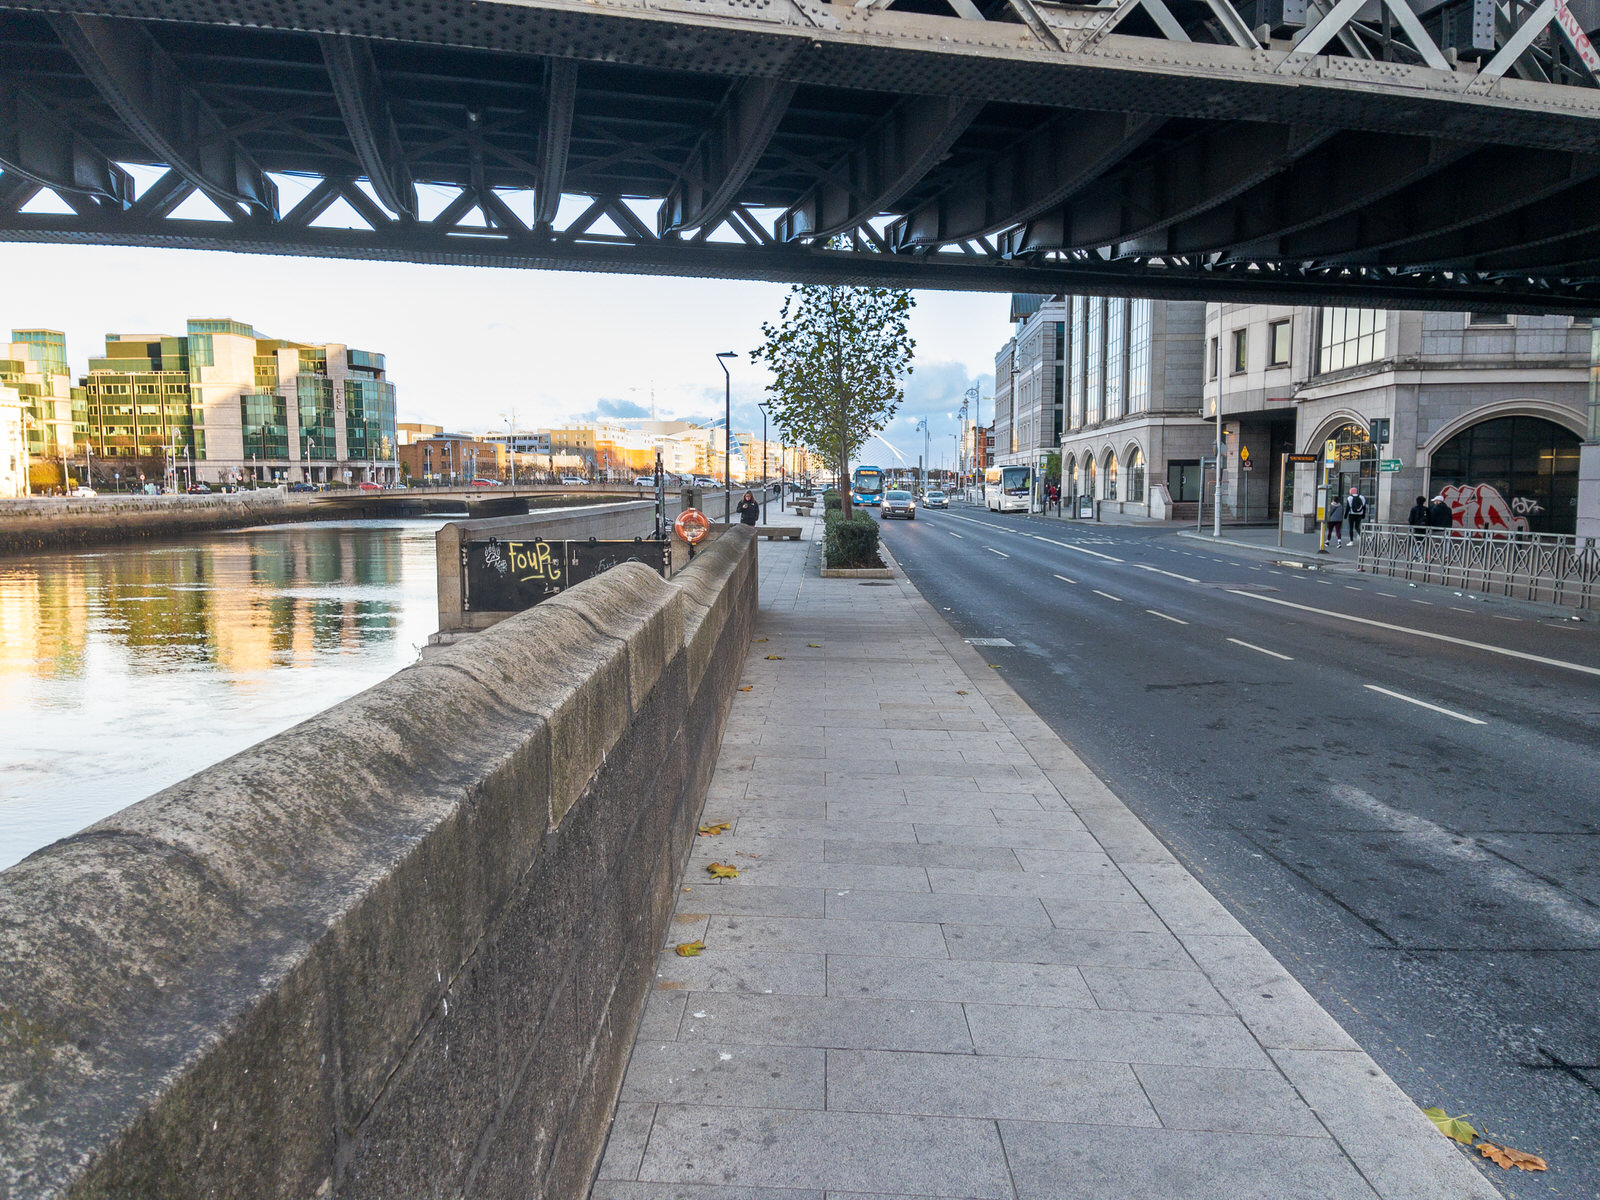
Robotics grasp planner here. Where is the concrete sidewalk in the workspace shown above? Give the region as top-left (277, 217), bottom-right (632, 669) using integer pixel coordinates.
top-left (590, 515), bottom-right (1497, 1200)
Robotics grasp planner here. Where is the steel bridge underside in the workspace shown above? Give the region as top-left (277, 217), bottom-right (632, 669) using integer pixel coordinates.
top-left (4, 0), bottom-right (1600, 310)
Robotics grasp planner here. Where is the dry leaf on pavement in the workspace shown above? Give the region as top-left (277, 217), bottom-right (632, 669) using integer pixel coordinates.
top-left (808, 643), bottom-right (821, 648)
top-left (674, 940), bottom-right (706, 957)
top-left (1421, 1107), bottom-right (1477, 1145)
top-left (1477, 1143), bottom-right (1546, 1171)
top-left (698, 822), bottom-right (731, 836)
top-left (738, 685), bottom-right (753, 691)
top-left (765, 654), bottom-right (784, 660)
top-left (706, 862), bottom-right (739, 879)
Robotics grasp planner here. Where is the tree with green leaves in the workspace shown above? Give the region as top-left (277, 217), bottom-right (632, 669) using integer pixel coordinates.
top-left (749, 280), bottom-right (915, 518)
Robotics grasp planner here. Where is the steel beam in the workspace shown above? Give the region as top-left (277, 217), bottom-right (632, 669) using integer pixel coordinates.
top-left (1006, 122), bottom-right (1332, 255)
top-left (0, 80), bottom-right (132, 205)
top-left (891, 111), bottom-right (1161, 249)
top-left (534, 57), bottom-right (576, 229)
top-left (776, 95), bottom-right (985, 241)
top-left (660, 75), bottom-right (796, 235)
top-left (45, 13), bottom-right (274, 212)
top-left (317, 34), bottom-right (416, 220)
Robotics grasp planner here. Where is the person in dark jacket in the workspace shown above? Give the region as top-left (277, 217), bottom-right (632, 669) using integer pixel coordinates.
top-left (1407, 494), bottom-right (1429, 560)
top-left (1324, 496), bottom-right (1347, 548)
top-left (1344, 486), bottom-right (1368, 542)
top-left (736, 491), bottom-right (760, 526)
top-left (1428, 495), bottom-right (1453, 528)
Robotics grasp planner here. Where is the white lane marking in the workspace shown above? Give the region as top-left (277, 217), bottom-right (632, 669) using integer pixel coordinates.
top-left (1330, 784), bottom-right (1600, 942)
top-left (1318, 580), bottom-right (1333, 585)
top-left (949, 531), bottom-right (963, 538)
top-left (1148, 609), bottom-right (1189, 625)
top-left (1092, 589), bottom-right (1123, 603)
top-left (1033, 535), bottom-right (1125, 563)
top-left (1375, 592), bottom-right (1397, 598)
top-left (1228, 590), bottom-right (1600, 678)
top-left (985, 547), bottom-right (1009, 558)
top-left (1494, 615), bottom-right (1522, 622)
top-left (1450, 606), bottom-right (1473, 613)
top-left (1137, 564), bottom-right (1201, 584)
top-left (1227, 637), bottom-right (1293, 661)
top-left (1364, 684), bottom-right (1486, 726)
top-left (1345, 586), bottom-right (1364, 592)
top-left (1410, 599), bottom-right (1432, 605)
top-left (1053, 574), bottom-right (1076, 585)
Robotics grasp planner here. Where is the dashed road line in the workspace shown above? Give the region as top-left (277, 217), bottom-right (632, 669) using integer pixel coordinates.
top-left (1136, 564), bottom-right (1201, 584)
top-left (1148, 610), bottom-right (1188, 624)
top-left (1092, 589), bottom-right (1123, 603)
top-left (949, 531), bottom-right (963, 538)
top-left (1376, 592), bottom-right (1397, 598)
top-left (1227, 637), bottom-right (1293, 661)
top-left (1410, 599), bottom-right (1433, 605)
top-left (1229, 590), bottom-right (1600, 678)
top-left (1053, 574), bottom-right (1076, 585)
top-left (985, 547), bottom-right (1009, 558)
top-left (1364, 684), bottom-right (1486, 726)
top-left (1494, 615), bottom-right (1523, 622)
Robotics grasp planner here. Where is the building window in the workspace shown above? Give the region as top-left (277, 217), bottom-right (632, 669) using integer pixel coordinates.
top-left (1231, 329), bottom-right (1248, 374)
top-left (1430, 415), bottom-right (1580, 535)
top-left (1127, 447), bottom-right (1145, 503)
top-left (1127, 300), bottom-right (1151, 414)
top-left (1086, 301), bottom-right (1104, 425)
top-left (1318, 308), bottom-right (1387, 373)
top-left (1468, 312), bottom-right (1511, 326)
top-left (1069, 298), bottom-right (1085, 430)
top-left (1269, 319), bottom-right (1291, 366)
top-left (1105, 451), bottom-right (1118, 500)
top-left (1209, 336), bottom-right (1219, 381)
top-left (1105, 298), bottom-right (1125, 422)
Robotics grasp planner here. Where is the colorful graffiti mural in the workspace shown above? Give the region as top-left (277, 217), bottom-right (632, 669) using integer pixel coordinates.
top-left (1439, 483), bottom-right (1539, 534)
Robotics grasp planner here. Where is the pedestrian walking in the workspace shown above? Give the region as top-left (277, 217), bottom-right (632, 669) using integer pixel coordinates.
top-left (1407, 494), bottom-right (1429, 560)
top-left (736, 490), bottom-right (760, 526)
top-left (1428, 493), bottom-right (1454, 563)
top-left (1325, 496), bottom-right (1347, 548)
top-left (1345, 486), bottom-right (1368, 543)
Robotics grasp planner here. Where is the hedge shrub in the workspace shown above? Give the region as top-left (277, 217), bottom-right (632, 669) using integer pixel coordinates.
top-left (823, 490), bottom-right (842, 513)
top-left (824, 508), bottom-right (881, 569)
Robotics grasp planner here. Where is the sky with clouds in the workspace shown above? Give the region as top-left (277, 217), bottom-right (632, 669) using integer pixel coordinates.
top-left (4, 242), bottom-right (1006, 472)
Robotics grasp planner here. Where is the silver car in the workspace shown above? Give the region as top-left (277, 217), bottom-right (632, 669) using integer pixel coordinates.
top-left (882, 489), bottom-right (916, 520)
top-left (924, 489), bottom-right (948, 509)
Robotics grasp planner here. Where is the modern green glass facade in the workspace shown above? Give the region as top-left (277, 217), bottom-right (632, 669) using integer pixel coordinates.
top-left (345, 376), bottom-right (397, 463)
top-left (296, 376), bottom-right (337, 459)
top-left (240, 392), bottom-right (290, 462)
top-left (80, 335), bottom-right (196, 460)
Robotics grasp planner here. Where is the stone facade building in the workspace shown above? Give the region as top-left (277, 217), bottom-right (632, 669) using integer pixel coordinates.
top-left (1206, 306), bottom-right (1591, 535)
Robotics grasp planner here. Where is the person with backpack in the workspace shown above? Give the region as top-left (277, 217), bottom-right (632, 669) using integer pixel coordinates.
top-left (1345, 486), bottom-right (1368, 543)
top-left (1324, 495), bottom-right (1347, 548)
top-left (1428, 493), bottom-right (1454, 562)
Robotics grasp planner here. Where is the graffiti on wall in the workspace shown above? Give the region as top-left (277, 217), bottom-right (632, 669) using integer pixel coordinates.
top-left (1440, 483), bottom-right (1540, 534)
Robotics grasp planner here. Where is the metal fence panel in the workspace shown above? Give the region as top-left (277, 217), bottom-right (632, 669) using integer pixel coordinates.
top-left (1356, 523), bottom-right (1600, 609)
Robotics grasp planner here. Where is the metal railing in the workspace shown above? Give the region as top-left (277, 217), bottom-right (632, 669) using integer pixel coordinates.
top-left (1356, 523), bottom-right (1600, 611)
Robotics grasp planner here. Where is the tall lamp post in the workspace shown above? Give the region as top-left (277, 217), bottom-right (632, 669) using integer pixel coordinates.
top-left (914, 417), bottom-right (930, 497)
top-left (716, 351), bottom-right (737, 522)
top-left (757, 402), bottom-right (769, 523)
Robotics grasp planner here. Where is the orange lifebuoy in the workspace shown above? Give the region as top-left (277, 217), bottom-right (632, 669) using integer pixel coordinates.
top-left (673, 508), bottom-right (710, 544)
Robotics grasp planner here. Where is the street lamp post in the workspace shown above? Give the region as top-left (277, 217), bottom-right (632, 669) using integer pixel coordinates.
top-left (758, 402), bottom-right (769, 523)
top-left (716, 351), bottom-right (736, 523)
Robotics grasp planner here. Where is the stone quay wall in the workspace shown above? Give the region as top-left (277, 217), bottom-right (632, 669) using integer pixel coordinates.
top-left (0, 490), bottom-right (311, 556)
top-left (0, 527), bottom-right (759, 1199)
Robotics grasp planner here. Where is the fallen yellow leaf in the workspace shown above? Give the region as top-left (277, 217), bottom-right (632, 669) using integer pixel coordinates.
top-left (754, 637), bottom-right (767, 643)
top-left (674, 940), bottom-right (706, 957)
top-left (698, 821), bottom-right (732, 836)
top-left (765, 654), bottom-right (784, 660)
top-left (1477, 1142), bottom-right (1546, 1171)
top-left (989, 664), bottom-right (1001, 669)
top-left (738, 685), bottom-right (753, 692)
top-left (706, 862), bottom-right (739, 879)
top-left (1421, 1107), bottom-right (1477, 1145)
top-left (808, 643), bottom-right (821, 648)
top-left (956, 690), bottom-right (968, 695)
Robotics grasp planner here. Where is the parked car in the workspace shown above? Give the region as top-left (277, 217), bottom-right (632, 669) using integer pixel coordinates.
top-left (882, 489), bottom-right (916, 519)
top-left (634, 476), bottom-right (657, 488)
top-left (358, 481), bottom-right (384, 491)
top-left (288, 482), bottom-right (317, 493)
top-left (559, 475), bottom-right (587, 486)
top-left (694, 476), bottom-right (719, 489)
top-left (924, 489), bottom-right (948, 509)
top-left (470, 477), bottom-right (499, 487)
top-left (186, 483), bottom-right (211, 494)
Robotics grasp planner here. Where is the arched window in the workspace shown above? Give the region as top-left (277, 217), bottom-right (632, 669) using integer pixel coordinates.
top-left (1086, 455), bottom-right (1097, 499)
top-left (1127, 447), bottom-right (1145, 503)
top-left (1431, 415), bottom-right (1581, 535)
top-left (1105, 450), bottom-right (1119, 500)
top-left (1069, 455), bottom-right (1080, 498)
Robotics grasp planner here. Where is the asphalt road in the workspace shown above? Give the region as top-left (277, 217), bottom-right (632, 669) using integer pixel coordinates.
top-left (880, 503), bottom-right (1600, 1198)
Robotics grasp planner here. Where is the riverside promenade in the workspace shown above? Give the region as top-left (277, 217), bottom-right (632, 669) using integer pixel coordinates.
top-left (589, 513), bottom-right (1497, 1200)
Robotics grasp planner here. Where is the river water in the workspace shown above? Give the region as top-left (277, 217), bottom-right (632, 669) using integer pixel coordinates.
top-left (0, 517), bottom-right (447, 870)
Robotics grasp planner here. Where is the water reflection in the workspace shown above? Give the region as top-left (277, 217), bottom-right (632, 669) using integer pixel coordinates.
top-left (0, 518), bottom-right (446, 868)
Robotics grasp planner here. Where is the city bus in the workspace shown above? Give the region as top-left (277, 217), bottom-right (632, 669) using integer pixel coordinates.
top-left (851, 465), bottom-right (885, 507)
top-left (984, 465), bottom-right (1033, 512)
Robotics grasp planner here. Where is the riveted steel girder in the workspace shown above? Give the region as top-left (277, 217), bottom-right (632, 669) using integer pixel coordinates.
top-left (0, 78), bottom-right (131, 204)
top-left (660, 75), bottom-right (796, 235)
top-left (891, 111), bottom-right (1162, 249)
top-left (317, 34), bottom-right (416, 220)
top-left (1006, 122), bottom-right (1334, 255)
top-left (776, 94), bottom-right (986, 242)
top-left (45, 13), bottom-right (274, 211)
top-left (534, 57), bottom-right (576, 229)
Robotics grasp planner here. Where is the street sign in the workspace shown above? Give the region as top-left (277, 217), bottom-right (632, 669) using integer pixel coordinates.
top-left (1380, 459), bottom-right (1403, 473)
top-left (1323, 439), bottom-right (1336, 468)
